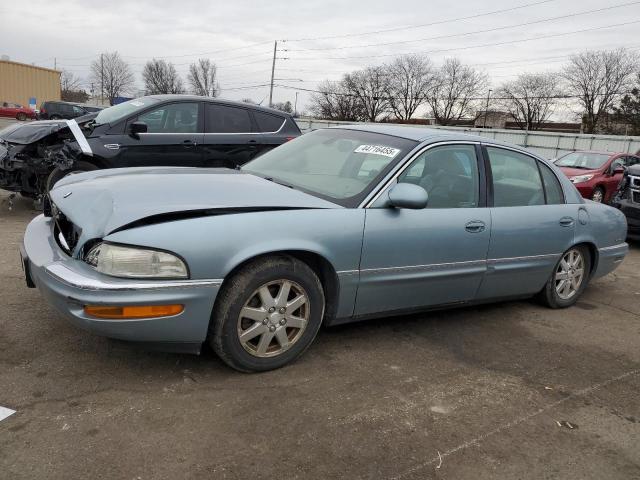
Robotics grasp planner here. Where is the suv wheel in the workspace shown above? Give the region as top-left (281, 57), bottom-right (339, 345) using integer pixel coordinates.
top-left (16, 112), bottom-right (27, 121)
top-left (209, 255), bottom-right (325, 372)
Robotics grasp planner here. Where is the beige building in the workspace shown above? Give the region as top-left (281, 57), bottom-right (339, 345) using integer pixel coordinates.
top-left (0, 59), bottom-right (60, 109)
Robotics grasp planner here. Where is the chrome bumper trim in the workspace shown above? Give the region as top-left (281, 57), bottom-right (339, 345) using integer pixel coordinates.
top-left (598, 243), bottom-right (628, 252)
top-left (45, 263), bottom-right (222, 291)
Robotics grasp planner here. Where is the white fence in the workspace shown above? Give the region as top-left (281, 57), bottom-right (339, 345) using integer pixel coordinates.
top-left (294, 118), bottom-right (640, 160)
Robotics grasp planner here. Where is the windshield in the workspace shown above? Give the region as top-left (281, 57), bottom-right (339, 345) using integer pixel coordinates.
top-left (555, 152), bottom-right (610, 169)
top-left (93, 97), bottom-right (161, 125)
top-left (242, 129), bottom-right (417, 207)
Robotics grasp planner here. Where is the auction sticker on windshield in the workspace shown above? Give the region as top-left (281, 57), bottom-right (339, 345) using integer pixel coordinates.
top-left (354, 145), bottom-right (401, 158)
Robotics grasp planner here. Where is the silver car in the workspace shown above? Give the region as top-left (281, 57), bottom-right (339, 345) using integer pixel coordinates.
top-left (21, 125), bottom-right (628, 371)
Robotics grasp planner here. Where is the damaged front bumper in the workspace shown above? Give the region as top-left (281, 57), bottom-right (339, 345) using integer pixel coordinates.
top-left (0, 119), bottom-right (92, 198)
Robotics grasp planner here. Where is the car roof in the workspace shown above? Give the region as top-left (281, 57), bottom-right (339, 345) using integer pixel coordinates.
top-left (329, 123), bottom-right (521, 149)
top-left (566, 150), bottom-right (628, 156)
top-left (144, 94), bottom-right (291, 117)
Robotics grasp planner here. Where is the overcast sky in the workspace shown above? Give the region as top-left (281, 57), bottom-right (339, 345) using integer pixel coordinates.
top-left (2, 0), bottom-right (639, 119)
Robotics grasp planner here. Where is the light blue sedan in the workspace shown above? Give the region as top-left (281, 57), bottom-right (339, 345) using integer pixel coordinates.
top-left (21, 125), bottom-right (628, 371)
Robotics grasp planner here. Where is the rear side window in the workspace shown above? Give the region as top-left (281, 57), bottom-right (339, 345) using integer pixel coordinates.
top-left (538, 162), bottom-right (564, 204)
top-left (253, 111), bottom-right (285, 132)
top-left (138, 103), bottom-right (199, 133)
top-left (487, 147), bottom-right (545, 207)
top-left (205, 104), bottom-right (252, 133)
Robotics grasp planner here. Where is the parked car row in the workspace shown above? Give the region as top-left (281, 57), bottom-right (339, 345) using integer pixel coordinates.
top-left (0, 101), bottom-right (37, 121)
top-left (18, 117), bottom-right (629, 371)
top-left (1, 100), bottom-right (106, 123)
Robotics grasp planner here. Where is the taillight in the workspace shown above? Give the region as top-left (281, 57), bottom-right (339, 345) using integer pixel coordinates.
top-left (285, 136), bottom-right (295, 142)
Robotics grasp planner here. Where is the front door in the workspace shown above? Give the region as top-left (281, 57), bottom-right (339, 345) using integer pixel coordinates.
top-left (115, 101), bottom-right (203, 167)
top-left (355, 143), bottom-right (490, 316)
top-left (476, 146), bottom-right (576, 299)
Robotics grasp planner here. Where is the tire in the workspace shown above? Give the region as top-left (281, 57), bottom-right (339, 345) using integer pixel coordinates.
top-left (46, 160), bottom-right (98, 193)
top-left (591, 187), bottom-right (605, 203)
top-left (16, 112), bottom-right (27, 121)
top-left (539, 245), bottom-right (591, 309)
top-left (209, 255), bottom-right (325, 372)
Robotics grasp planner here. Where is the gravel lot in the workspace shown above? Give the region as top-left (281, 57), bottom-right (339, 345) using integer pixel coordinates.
top-left (0, 190), bottom-right (639, 479)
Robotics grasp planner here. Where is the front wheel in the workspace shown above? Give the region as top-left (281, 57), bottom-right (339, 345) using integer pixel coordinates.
top-left (539, 245), bottom-right (591, 308)
top-left (46, 160), bottom-right (98, 193)
top-left (209, 255), bottom-right (325, 372)
top-left (591, 187), bottom-right (605, 203)
top-left (16, 112), bottom-right (27, 121)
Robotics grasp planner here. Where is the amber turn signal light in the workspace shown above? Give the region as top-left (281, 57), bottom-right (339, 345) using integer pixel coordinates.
top-left (83, 304), bottom-right (184, 319)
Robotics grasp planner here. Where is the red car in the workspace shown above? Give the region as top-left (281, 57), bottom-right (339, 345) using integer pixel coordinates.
top-left (0, 101), bottom-right (37, 121)
top-left (555, 151), bottom-right (640, 203)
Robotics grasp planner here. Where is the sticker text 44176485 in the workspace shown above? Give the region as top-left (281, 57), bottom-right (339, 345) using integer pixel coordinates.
top-left (354, 145), bottom-right (401, 158)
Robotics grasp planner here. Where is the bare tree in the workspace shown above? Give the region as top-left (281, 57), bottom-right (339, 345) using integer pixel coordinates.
top-left (90, 52), bottom-right (135, 105)
top-left (562, 48), bottom-right (639, 133)
top-left (188, 58), bottom-right (220, 97)
top-left (272, 101), bottom-right (293, 113)
top-left (496, 73), bottom-right (561, 130)
top-left (309, 78), bottom-right (363, 121)
top-left (142, 59), bottom-right (184, 94)
top-left (60, 70), bottom-right (89, 103)
top-left (60, 70), bottom-right (82, 92)
top-left (426, 58), bottom-right (488, 125)
top-left (386, 54), bottom-right (435, 120)
top-left (613, 73), bottom-right (640, 135)
top-left (343, 66), bottom-right (391, 122)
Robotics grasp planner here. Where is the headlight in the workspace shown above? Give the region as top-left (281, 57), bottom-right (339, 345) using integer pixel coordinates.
top-left (571, 174), bottom-right (594, 184)
top-left (85, 243), bottom-right (188, 279)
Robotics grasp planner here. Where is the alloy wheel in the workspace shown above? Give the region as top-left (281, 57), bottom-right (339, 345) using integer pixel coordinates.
top-left (591, 189), bottom-right (604, 203)
top-left (237, 279), bottom-right (309, 358)
top-left (555, 249), bottom-right (585, 300)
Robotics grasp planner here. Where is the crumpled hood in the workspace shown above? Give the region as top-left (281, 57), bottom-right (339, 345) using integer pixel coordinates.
top-left (0, 115), bottom-right (96, 145)
top-left (49, 167), bottom-right (339, 243)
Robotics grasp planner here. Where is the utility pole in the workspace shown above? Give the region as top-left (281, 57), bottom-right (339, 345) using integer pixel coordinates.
top-left (269, 41), bottom-right (277, 108)
top-left (100, 53), bottom-right (104, 106)
top-left (294, 91), bottom-right (299, 117)
top-left (483, 89), bottom-right (492, 128)
top-left (54, 57), bottom-right (57, 70)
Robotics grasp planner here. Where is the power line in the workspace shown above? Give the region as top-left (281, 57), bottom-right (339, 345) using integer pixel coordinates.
top-left (287, 19), bottom-right (640, 61)
top-left (285, 1), bottom-right (640, 52)
top-left (283, 0), bottom-right (556, 42)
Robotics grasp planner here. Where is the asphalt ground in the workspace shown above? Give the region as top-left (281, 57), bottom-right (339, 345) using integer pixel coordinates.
top-left (0, 190), bottom-right (639, 479)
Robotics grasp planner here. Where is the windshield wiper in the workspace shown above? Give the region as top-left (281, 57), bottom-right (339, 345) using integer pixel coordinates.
top-left (263, 176), bottom-right (295, 189)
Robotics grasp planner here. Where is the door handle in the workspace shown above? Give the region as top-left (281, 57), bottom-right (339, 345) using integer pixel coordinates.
top-left (559, 217), bottom-right (575, 227)
top-left (465, 220), bottom-right (486, 233)
top-left (182, 140), bottom-right (197, 148)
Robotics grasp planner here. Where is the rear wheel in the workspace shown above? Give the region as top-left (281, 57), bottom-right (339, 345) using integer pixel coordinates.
top-left (209, 255), bottom-right (324, 372)
top-left (16, 112), bottom-right (27, 121)
top-left (46, 160), bottom-right (98, 193)
top-left (591, 187), bottom-right (605, 203)
top-left (539, 245), bottom-right (591, 308)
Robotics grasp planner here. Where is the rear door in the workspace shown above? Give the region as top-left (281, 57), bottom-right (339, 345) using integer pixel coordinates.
top-left (201, 103), bottom-right (258, 168)
top-left (114, 101), bottom-right (203, 167)
top-left (476, 146), bottom-right (576, 299)
top-left (251, 110), bottom-right (291, 157)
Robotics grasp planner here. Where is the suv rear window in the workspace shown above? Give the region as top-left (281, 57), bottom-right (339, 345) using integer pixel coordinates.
top-left (205, 104), bottom-right (252, 133)
top-left (253, 111), bottom-right (285, 132)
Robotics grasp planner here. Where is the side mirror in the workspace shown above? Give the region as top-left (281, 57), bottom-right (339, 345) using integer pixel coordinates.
top-left (388, 183), bottom-right (429, 209)
top-left (130, 121), bottom-right (148, 137)
top-left (613, 165), bottom-right (625, 175)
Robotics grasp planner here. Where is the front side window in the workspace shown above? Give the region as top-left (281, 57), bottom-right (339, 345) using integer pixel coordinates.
top-left (138, 103), bottom-right (199, 133)
top-left (205, 104), bottom-right (252, 133)
top-left (487, 147), bottom-right (545, 207)
top-left (398, 144), bottom-right (479, 208)
top-left (242, 129), bottom-right (417, 207)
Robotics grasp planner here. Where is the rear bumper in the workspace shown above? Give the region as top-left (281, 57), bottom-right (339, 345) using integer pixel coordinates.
top-left (593, 243), bottom-right (628, 279)
top-left (617, 200), bottom-right (640, 239)
top-left (22, 214), bottom-right (221, 351)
